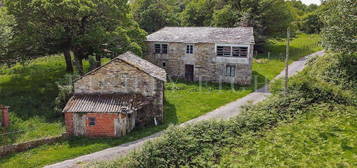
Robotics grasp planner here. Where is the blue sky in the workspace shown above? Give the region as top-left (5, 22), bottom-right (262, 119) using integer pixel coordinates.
top-left (300, 0), bottom-right (321, 5)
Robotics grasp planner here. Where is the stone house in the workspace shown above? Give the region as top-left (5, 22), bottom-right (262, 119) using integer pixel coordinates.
top-left (145, 27), bottom-right (255, 85)
top-left (63, 52), bottom-right (166, 137)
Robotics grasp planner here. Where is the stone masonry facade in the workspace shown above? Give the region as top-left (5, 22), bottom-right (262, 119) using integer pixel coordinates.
top-left (145, 42), bottom-right (254, 85)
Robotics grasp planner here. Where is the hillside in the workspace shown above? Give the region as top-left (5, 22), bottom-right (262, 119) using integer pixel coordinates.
top-left (0, 34), bottom-right (321, 167)
top-left (91, 52), bottom-right (357, 167)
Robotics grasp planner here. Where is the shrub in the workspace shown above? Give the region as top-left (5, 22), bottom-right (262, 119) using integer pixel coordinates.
top-left (53, 74), bottom-right (79, 113)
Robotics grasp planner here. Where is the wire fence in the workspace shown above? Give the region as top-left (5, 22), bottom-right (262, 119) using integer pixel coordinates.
top-left (0, 124), bottom-right (65, 146)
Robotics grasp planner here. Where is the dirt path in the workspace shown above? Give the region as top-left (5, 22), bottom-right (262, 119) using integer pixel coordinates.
top-left (45, 51), bottom-right (325, 168)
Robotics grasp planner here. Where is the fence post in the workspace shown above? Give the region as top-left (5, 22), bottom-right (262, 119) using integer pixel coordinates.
top-left (1, 105), bottom-right (10, 128)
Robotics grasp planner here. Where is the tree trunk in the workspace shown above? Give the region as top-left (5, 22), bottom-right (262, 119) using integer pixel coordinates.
top-left (95, 54), bottom-right (101, 68)
top-left (73, 52), bottom-right (84, 75)
top-left (63, 48), bottom-right (73, 73)
top-left (73, 48), bottom-right (84, 76)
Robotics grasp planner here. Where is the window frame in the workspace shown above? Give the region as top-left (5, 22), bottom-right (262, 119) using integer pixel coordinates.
top-left (88, 117), bottom-right (96, 126)
top-left (216, 44), bottom-right (250, 58)
top-left (225, 65), bottom-right (236, 77)
top-left (186, 44), bottom-right (194, 54)
top-left (154, 43), bottom-right (168, 54)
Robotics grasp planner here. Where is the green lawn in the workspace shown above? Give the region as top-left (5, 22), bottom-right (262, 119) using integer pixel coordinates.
top-left (219, 104), bottom-right (357, 167)
top-left (0, 33), bottom-right (322, 168)
top-left (253, 33), bottom-right (321, 80)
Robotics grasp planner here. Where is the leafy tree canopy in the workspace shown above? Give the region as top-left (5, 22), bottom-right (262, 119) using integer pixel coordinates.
top-left (0, 7), bottom-right (16, 64)
top-left (320, 0), bottom-right (357, 53)
top-left (4, 0), bottom-right (146, 73)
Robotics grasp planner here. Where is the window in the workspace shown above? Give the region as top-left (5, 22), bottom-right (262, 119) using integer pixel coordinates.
top-left (186, 44), bottom-right (193, 54)
top-left (154, 44), bottom-right (168, 54)
top-left (225, 65), bottom-right (236, 77)
top-left (223, 46), bottom-right (231, 56)
top-left (89, 117), bottom-right (96, 126)
top-left (217, 46), bottom-right (224, 56)
top-left (154, 44), bottom-right (161, 53)
top-left (162, 62), bottom-right (166, 67)
top-left (232, 47), bottom-right (248, 57)
top-left (217, 45), bottom-right (249, 58)
top-left (162, 44), bottom-right (168, 54)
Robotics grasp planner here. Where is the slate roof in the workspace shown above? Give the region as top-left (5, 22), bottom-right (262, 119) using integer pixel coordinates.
top-left (146, 27), bottom-right (255, 44)
top-left (117, 52), bottom-right (166, 81)
top-left (63, 94), bottom-right (150, 113)
top-left (76, 51), bottom-right (166, 82)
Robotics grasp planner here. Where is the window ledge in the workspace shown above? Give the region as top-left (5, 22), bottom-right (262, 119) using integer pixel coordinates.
top-left (213, 57), bottom-right (249, 64)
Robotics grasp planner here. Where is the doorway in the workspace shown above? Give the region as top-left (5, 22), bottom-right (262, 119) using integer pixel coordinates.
top-left (185, 64), bottom-right (194, 81)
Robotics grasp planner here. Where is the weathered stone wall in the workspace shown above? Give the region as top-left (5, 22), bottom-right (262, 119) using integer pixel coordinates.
top-left (0, 133), bottom-right (67, 157)
top-left (74, 59), bottom-right (157, 97)
top-left (145, 42), bottom-right (253, 85)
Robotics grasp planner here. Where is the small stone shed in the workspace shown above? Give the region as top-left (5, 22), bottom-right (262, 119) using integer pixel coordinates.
top-left (63, 51), bottom-right (166, 137)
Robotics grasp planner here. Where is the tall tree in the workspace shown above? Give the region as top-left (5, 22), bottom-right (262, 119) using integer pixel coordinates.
top-left (180, 0), bottom-right (218, 26)
top-left (5, 0), bottom-right (146, 73)
top-left (131, 0), bottom-right (180, 33)
top-left (320, 0), bottom-right (357, 53)
top-left (0, 7), bottom-right (15, 64)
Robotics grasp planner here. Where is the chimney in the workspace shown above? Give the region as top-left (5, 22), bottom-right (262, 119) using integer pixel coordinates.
top-left (0, 105), bottom-right (10, 128)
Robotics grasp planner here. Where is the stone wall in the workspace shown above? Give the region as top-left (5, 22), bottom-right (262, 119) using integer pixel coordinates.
top-left (74, 59), bottom-right (157, 97)
top-left (0, 133), bottom-right (67, 157)
top-left (145, 42), bottom-right (253, 85)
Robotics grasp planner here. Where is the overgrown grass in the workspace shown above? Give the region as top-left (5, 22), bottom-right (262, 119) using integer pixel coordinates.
top-left (219, 104), bottom-right (357, 168)
top-left (0, 34), bottom-right (321, 168)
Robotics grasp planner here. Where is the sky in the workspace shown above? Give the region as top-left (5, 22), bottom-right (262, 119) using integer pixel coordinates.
top-left (300, 0), bottom-right (321, 5)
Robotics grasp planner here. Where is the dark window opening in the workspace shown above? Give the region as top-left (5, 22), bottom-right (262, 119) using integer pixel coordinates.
top-left (217, 46), bottom-right (249, 57)
top-left (217, 46), bottom-right (224, 56)
top-left (239, 47), bottom-right (248, 57)
top-left (154, 44), bottom-right (168, 54)
top-left (225, 65), bottom-right (236, 77)
top-left (223, 46), bottom-right (231, 56)
top-left (154, 44), bottom-right (161, 53)
top-left (186, 44), bottom-right (193, 54)
top-left (162, 44), bottom-right (168, 54)
top-left (162, 62), bottom-right (166, 67)
top-left (232, 47), bottom-right (248, 57)
top-left (89, 117), bottom-right (96, 126)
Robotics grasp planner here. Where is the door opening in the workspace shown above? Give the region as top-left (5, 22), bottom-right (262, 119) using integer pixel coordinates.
top-left (185, 64), bottom-right (194, 81)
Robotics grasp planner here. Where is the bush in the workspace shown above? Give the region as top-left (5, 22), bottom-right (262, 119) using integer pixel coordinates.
top-left (53, 74), bottom-right (79, 113)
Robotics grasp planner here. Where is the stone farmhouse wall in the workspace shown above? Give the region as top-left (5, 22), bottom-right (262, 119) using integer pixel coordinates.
top-left (73, 59), bottom-right (164, 124)
top-left (145, 42), bottom-right (253, 85)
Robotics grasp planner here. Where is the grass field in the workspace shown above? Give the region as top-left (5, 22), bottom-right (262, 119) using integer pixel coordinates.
top-left (0, 33), bottom-right (322, 168)
top-left (219, 104), bottom-right (357, 167)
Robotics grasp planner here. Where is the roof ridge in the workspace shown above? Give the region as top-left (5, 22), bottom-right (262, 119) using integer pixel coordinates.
top-left (73, 51), bottom-right (166, 83)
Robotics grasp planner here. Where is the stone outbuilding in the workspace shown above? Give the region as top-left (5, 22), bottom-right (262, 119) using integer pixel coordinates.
top-left (63, 51), bottom-right (166, 137)
top-left (145, 27), bottom-right (255, 85)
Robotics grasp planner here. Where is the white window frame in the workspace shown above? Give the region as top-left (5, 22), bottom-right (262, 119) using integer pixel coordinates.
top-left (186, 44), bottom-right (194, 54)
top-left (215, 44), bottom-right (250, 58)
